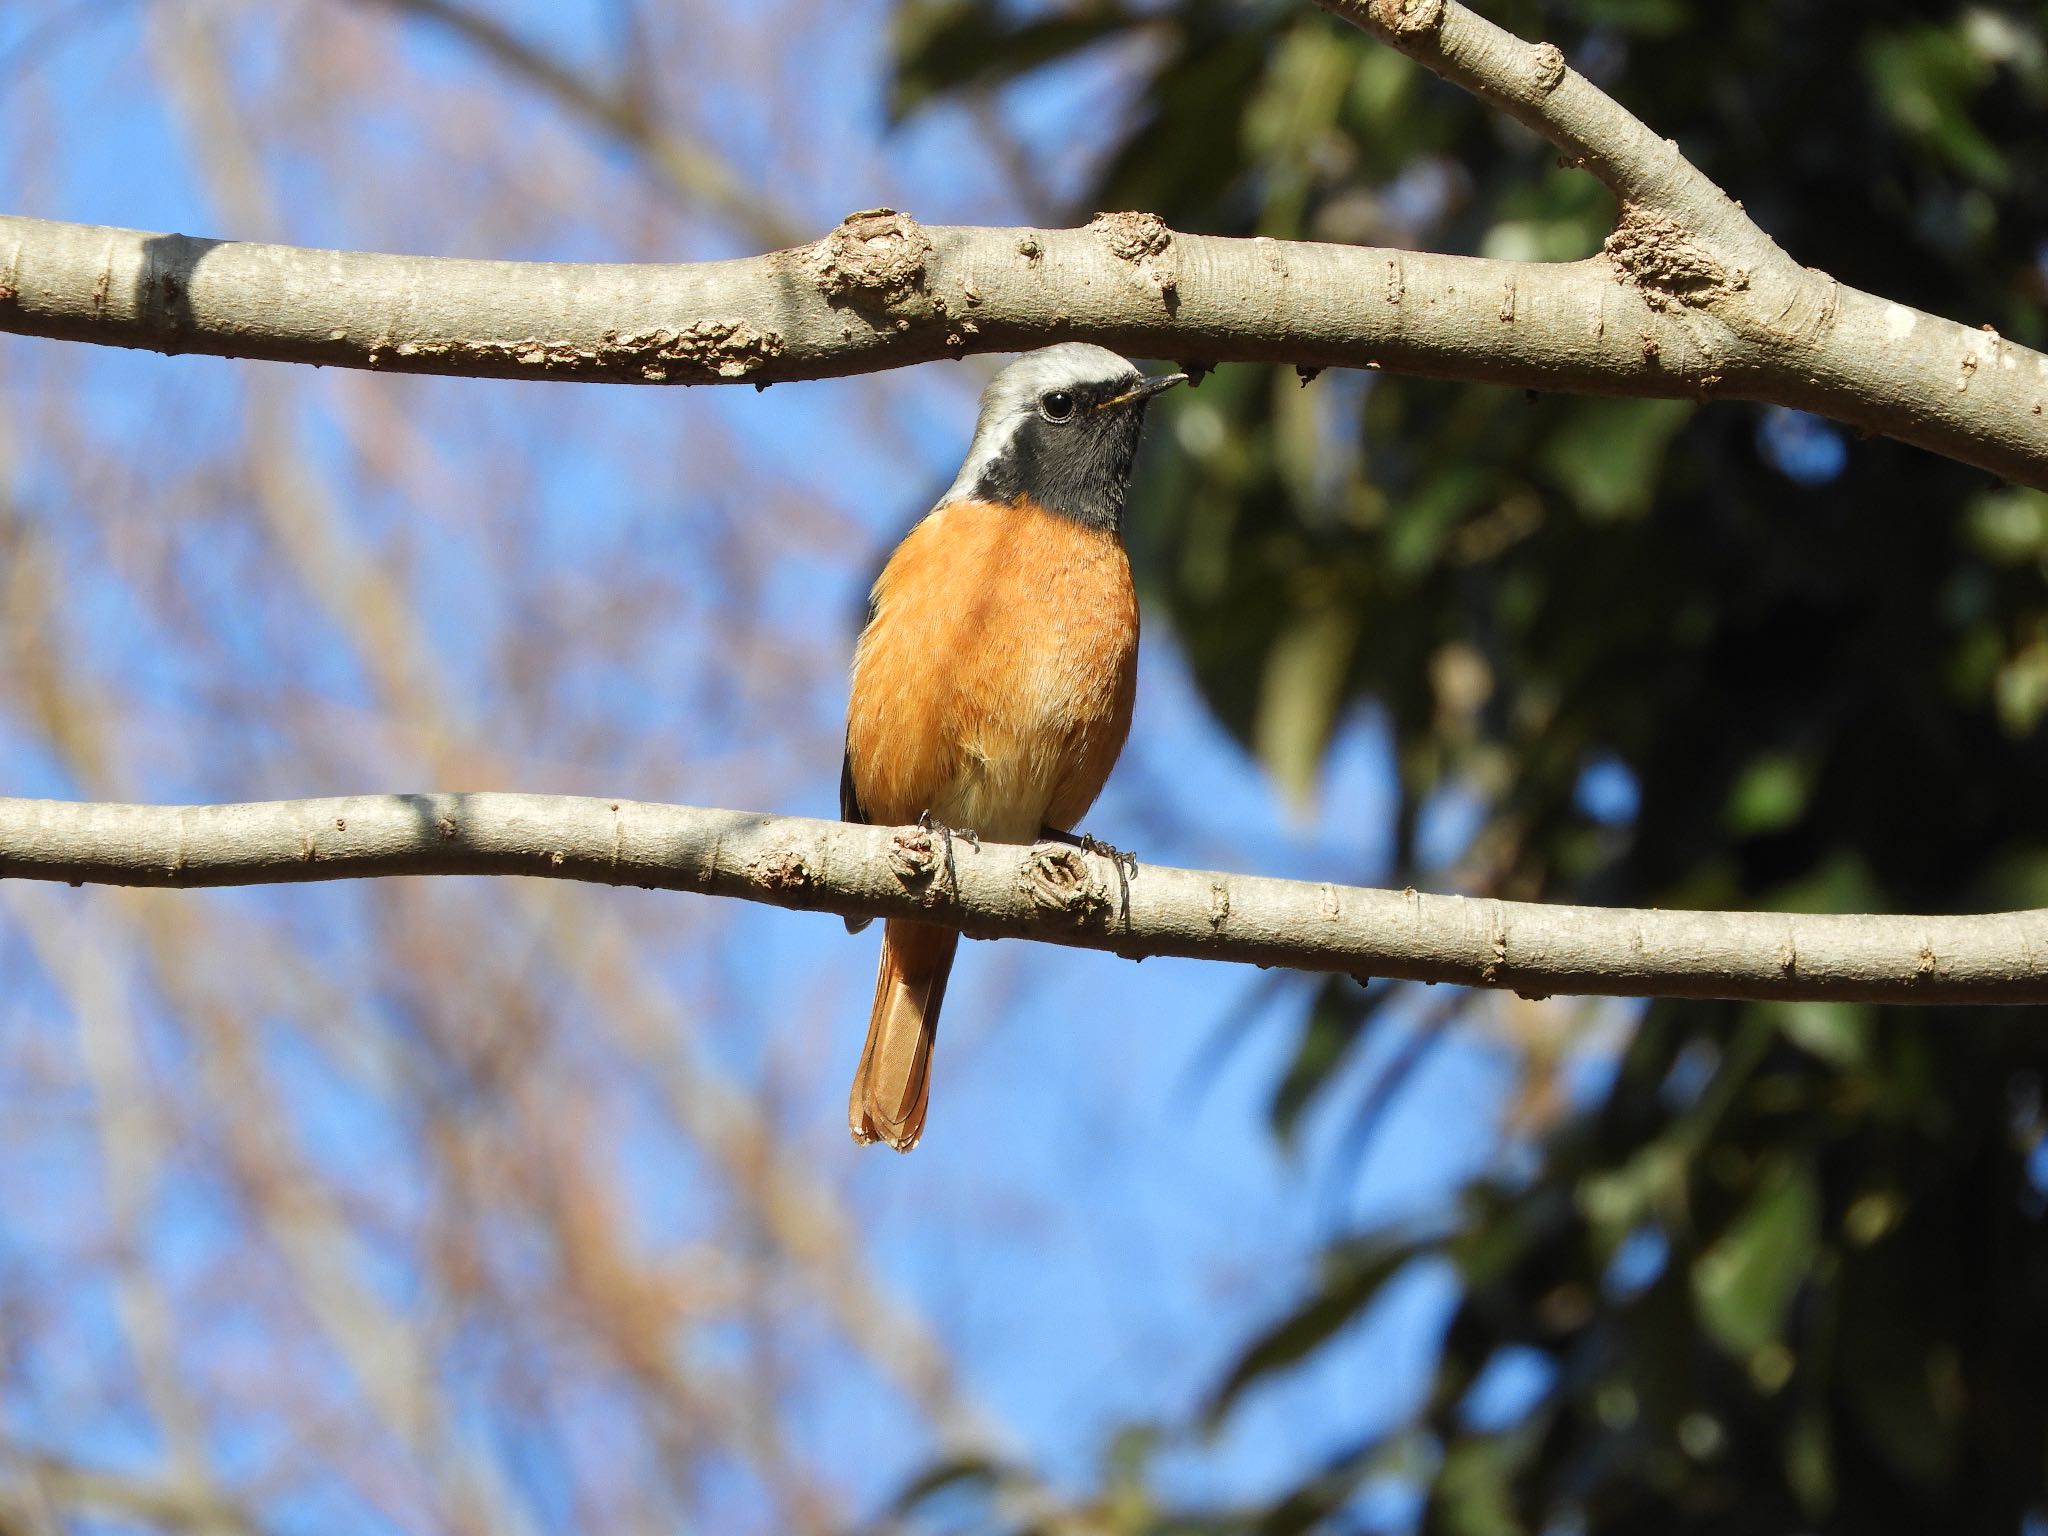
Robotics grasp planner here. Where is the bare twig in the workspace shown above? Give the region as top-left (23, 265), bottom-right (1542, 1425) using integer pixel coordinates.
top-left (1309, 0), bottom-right (1757, 227)
top-left (2, 792), bottom-right (2044, 1005)
top-left (8, 1448), bottom-right (250, 1535)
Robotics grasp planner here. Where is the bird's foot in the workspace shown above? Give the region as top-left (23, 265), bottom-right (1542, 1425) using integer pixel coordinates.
top-left (916, 810), bottom-right (979, 890)
top-left (1040, 825), bottom-right (1137, 879)
top-left (916, 809), bottom-right (980, 850)
top-left (1038, 826), bottom-right (1138, 922)
top-left (1080, 831), bottom-right (1138, 881)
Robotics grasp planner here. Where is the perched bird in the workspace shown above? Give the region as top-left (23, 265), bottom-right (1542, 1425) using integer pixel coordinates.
top-left (839, 343), bottom-right (1186, 1151)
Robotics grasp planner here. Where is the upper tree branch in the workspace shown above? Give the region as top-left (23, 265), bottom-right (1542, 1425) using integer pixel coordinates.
top-left (3, 792), bottom-right (2043, 1006)
top-left (1312, 0), bottom-right (1762, 242)
top-left (2, 205), bottom-right (2042, 488)
top-left (1313, 0), bottom-right (2048, 485)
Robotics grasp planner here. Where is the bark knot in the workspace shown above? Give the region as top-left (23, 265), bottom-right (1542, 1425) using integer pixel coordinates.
top-left (1481, 915), bottom-right (1508, 984)
top-left (749, 848), bottom-right (815, 892)
top-left (1020, 845), bottom-right (1108, 925)
top-left (888, 828), bottom-right (940, 890)
top-left (1089, 211), bottom-right (1178, 306)
top-left (1207, 882), bottom-right (1231, 931)
top-left (1369, 0), bottom-right (1445, 34)
top-left (1530, 42), bottom-right (1566, 92)
top-left (808, 208), bottom-right (932, 307)
top-left (1604, 205), bottom-right (1729, 307)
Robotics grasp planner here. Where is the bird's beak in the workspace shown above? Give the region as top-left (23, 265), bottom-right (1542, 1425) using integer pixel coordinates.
top-left (1094, 371), bottom-right (1190, 411)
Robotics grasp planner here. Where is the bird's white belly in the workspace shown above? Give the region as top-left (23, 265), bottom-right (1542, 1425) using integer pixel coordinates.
top-left (931, 745), bottom-right (1060, 844)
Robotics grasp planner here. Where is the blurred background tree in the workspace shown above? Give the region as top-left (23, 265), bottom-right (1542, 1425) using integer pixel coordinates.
top-left (1, 2), bottom-right (2045, 1534)
top-left (889, 0), bottom-right (2048, 1531)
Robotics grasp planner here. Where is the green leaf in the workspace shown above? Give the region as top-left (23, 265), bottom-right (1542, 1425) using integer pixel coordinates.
top-left (1386, 465), bottom-right (1491, 578)
top-left (1426, 1434), bottom-right (1526, 1536)
top-left (1786, 1397), bottom-right (1835, 1517)
top-left (1252, 592), bottom-right (1360, 809)
top-left (884, 1451), bottom-right (1016, 1518)
top-left (1205, 1233), bottom-right (1429, 1425)
top-left (1578, 1140), bottom-right (1689, 1244)
top-left (887, 0), bottom-right (1129, 121)
top-left (1840, 1248), bottom-right (1963, 1488)
top-left (1268, 975), bottom-right (1374, 1148)
top-left (1254, 1433), bottom-right (1405, 1536)
top-left (1762, 852), bottom-right (1881, 917)
top-left (1535, 397), bottom-right (1693, 522)
top-left (1690, 1155), bottom-right (1819, 1361)
top-left (1102, 1424), bottom-right (1160, 1533)
top-left (1866, 25), bottom-right (2007, 187)
top-left (1772, 1001), bottom-right (1872, 1069)
top-left (1995, 629), bottom-right (2048, 736)
top-left (1965, 487), bottom-right (2048, 564)
top-left (1724, 751), bottom-right (1810, 837)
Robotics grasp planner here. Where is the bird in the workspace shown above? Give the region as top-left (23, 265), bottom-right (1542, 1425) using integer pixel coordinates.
top-left (839, 343), bottom-right (1186, 1151)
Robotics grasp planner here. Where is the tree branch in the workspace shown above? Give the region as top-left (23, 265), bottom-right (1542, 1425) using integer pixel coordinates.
top-left (2, 205), bottom-right (2041, 488)
top-left (1312, 0), bottom-right (1758, 234)
top-left (1312, 0), bottom-right (2048, 485)
top-left (4, 792), bottom-right (2043, 1005)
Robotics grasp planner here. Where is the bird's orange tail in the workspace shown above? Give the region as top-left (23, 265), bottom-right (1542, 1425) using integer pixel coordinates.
top-left (849, 919), bottom-right (958, 1151)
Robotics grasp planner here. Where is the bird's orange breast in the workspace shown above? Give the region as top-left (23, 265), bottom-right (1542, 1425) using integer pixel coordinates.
top-left (846, 497), bottom-right (1138, 844)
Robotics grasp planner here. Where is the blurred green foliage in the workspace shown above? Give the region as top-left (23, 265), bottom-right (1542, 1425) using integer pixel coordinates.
top-left (891, 0), bottom-right (2048, 1530)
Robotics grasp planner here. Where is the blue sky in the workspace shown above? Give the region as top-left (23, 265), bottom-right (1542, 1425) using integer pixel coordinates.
top-left (0, 2), bottom-right (1622, 1528)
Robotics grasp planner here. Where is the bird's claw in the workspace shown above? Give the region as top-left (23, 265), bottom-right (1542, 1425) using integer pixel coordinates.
top-left (1076, 832), bottom-right (1138, 881)
top-left (915, 808), bottom-right (979, 847)
top-left (915, 810), bottom-right (978, 891)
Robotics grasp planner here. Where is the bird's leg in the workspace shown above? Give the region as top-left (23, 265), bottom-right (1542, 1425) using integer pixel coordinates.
top-left (1038, 824), bottom-right (1137, 876)
top-left (917, 809), bottom-right (980, 850)
top-left (916, 810), bottom-right (980, 893)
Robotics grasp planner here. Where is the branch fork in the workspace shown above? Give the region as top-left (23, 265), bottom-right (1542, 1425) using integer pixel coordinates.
top-left (2, 0), bottom-right (2042, 487)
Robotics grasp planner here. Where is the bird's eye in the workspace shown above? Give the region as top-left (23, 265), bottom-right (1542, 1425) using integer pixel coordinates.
top-left (1039, 390), bottom-right (1077, 423)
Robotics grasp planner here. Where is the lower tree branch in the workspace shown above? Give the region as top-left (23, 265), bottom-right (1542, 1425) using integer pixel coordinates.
top-left (3, 792), bottom-right (2042, 1005)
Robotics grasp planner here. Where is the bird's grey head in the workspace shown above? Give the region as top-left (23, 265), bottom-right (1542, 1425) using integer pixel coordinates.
top-left (940, 343), bottom-right (1186, 534)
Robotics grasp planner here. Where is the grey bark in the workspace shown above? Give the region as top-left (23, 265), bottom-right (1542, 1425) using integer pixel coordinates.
top-left (4, 0), bottom-right (2044, 488)
top-left (3, 207), bottom-right (2043, 488)
top-left (2, 793), bottom-right (2043, 1005)
top-left (1315, 0), bottom-right (2048, 486)
top-left (4, 0), bottom-right (2044, 482)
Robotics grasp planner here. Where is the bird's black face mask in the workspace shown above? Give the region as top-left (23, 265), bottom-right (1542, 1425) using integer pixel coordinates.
top-left (962, 371), bottom-right (1186, 533)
